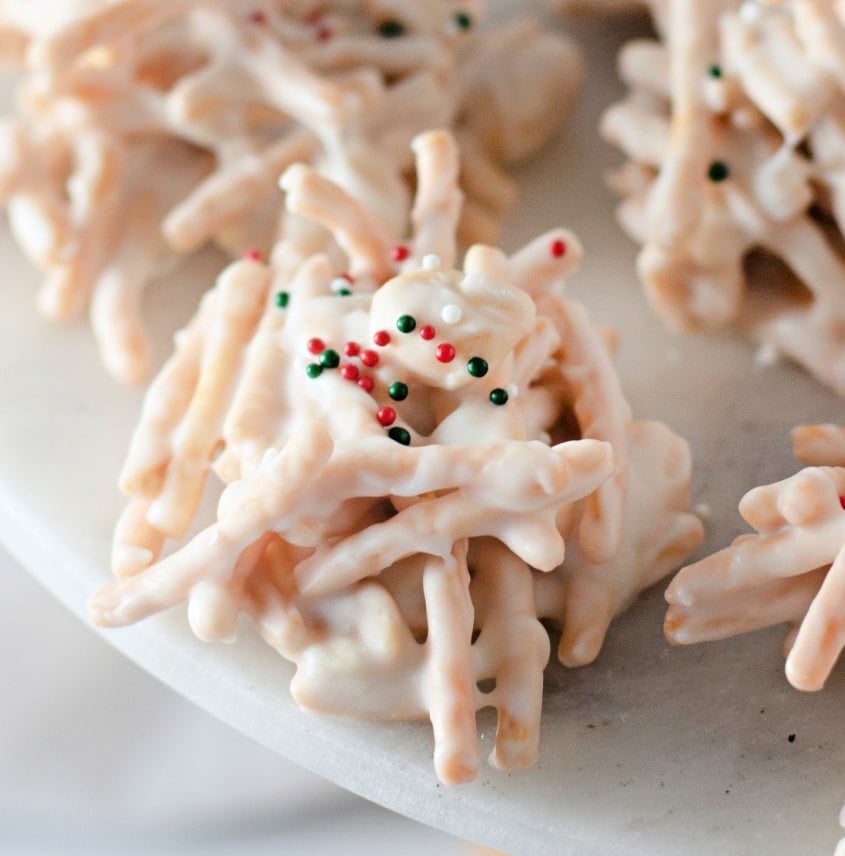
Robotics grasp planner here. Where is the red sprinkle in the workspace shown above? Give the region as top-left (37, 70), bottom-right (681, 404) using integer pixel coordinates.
top-left (248, 10), bottom-right (268, 25)
top-left (435, 342), bottom-right (456, 363)
top-left (373, 330), bottom-right (391, 347)
top-left (840, 496), bottom-right (845, 509)
top-left (391, 245), bottom-right (410, 262)
top-left (550, 239), bottom-right (567, 258)
top-left (419, 325), bottom-right (436, 341)
top-left (339, 272), bottom-right (354, 283)
top-left (360, 349), bottom-right (379, 367)
top-left (243, 248), bottom-right (264, 262)
top-left (307, 337), bottom-right (325, 355)
top-left (316, 24), bottom-right (332, 41)
top-left (340, 363), bottom-right (359, 381)
top-left (377, 406), bottom-right (396, 427)
top-left (358, 375), bottom-right (375, 393)
top-left (343, 341), bottom-right (360, 357)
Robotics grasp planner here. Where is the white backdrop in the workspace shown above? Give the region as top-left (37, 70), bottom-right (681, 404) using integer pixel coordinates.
top-left (0, 545), bottom-right (467, 855)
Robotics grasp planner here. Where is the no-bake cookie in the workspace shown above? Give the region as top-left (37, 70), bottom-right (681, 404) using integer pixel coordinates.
top-left (90, 131), bottom-right (702, 785)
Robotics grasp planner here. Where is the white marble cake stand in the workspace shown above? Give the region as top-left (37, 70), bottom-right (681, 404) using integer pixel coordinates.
top-left (1, 11), bottom-right (845, 856)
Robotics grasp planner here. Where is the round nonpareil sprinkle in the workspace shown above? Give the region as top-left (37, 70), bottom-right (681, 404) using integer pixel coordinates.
top-left (489, 387), bottom-right (509, 406)
top-left (274, 291), bottom-right (289, 309)
top-left (307, 337), bottom-right (325, 355)
top-left (550, 239), bottom-right (566, 258)
top-left (441, 304), bottom-right (461, 324)
top-left (306, 363), bottom-right (322, 379)
top-left (707, 160), bottom-right (729, 182)
top-left (435, 343), bottom-right (456, 363)
top-left (388, 426), bottom-right (411, 445)
top-left (389, 381), bottom-right (409, 401)
top-left (360, 349), bottom-right (379, 367)
top-left (453, 11), bottom-right (472, 30)
top-left (391, 245), bottom-right (410, 262)
top-left (377, 406), bottom-right (396, 426)
top-left (319, 348), bottom-right (340, 369)
top-left (373, 330), bottom-right (391, 347)
top-left (358, 375), bottom-right (374, 393)
top-left (344, 341), bottom-right (360, 357)
top-left (739, 1), bottom-right (763, 24)
top-left (378, 19), bottom-right (404, 37)
top-left (419, 325), bottom-right (436, 340)
top-left (337, 288), bottom-right (352, 297)
top-left (340, 364), bottom-right (359, 381)
top-left (466, 357), bottom-right (488, 378)
top-left (244, 248), bottom-right (264, 261)
top-left (422, 254), bottom-right (440, 270)
top-left (396, 314), bottom-right (416, 333)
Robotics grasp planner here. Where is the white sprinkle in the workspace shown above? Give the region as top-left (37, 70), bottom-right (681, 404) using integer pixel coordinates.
top-left (739, 1), bottom-right (762, 23)
top-left (733, 106), bottom-right (758, 130)
top-left (754, 342), bottom-right (779, 367)
top-left (330, 277), bottom-right (349, 293)
top-left (442, 304), bottom-right (462, 324)
top-left (506, 383), bottom-right (519, 399)
top-left (422, 254), bottom-right (440, 270)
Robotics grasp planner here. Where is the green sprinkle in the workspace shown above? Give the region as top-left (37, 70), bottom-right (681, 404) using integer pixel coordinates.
top-left (337, 288), bottom-right (352, 296)
top-left (707, 64), bottom-right (722, 78)
top-left (389, 381), bottom-right (409, 401)
top-left (306, 363), bottom-right (323, 379)
top-left (388, 426), bottom-right (411, 445)
top-left (489, 388), bottom-right (509, 406)
top-left (378, 19), bottom-right (404, 37)
top-left (396, 314), bottom-right (416, 333)
top-left (454, 11), bottom-right (472, 30)
top-left (319, 348), bottom-right (340, 369)
top-left (275, 291), bottom-right (289, 308)
top-left (466, 357), bottom-right (488, 378)
top-left (707, 160), bottom-right (729, 182)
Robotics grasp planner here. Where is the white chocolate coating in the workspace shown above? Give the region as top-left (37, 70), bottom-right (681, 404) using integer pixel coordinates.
top-left (602, 0), bottom-right (845, 396)
top-left (91, 131), bottom-right (701, 785)
top-left (667, 421), bottom-right (845, 693)
top-left (0, 0), bottom-right (582, 383)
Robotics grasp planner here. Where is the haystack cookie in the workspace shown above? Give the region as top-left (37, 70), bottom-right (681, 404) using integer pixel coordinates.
top-left (0, 0), bottom-right (581, 383)
top-left (90, 131), bottom-right (702, 785)
top-left (602, 0), bottom-right (845, 395)
top-left (667, 422), bottom-right (845, 693)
